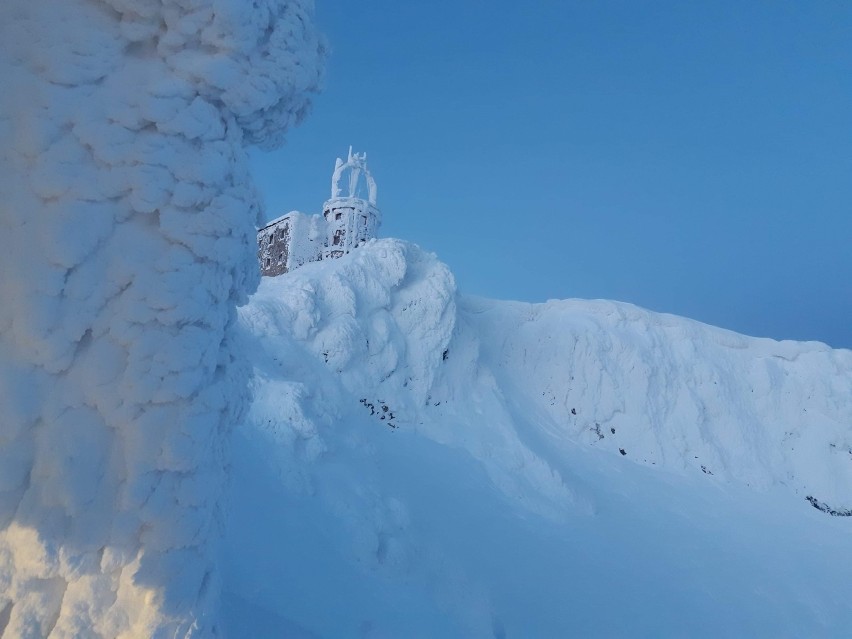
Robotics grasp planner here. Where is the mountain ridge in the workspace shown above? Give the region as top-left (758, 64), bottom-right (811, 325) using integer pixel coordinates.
top-left (225, 237), bottom-right (852, 637)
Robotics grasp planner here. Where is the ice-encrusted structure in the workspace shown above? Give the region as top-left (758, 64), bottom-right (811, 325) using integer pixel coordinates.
top-left (257, 148), bottom-right (381, 276)
top-left (323, 147), bottom-right (381, 259)
top-left (227, 238), bottom-right (852, 636)
top-left (0, 0), bottom-right (324, 636)
top-left (257, 210), bottom-right (329, 277)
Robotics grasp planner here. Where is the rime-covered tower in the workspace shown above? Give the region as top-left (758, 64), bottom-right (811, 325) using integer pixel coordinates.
top-left (323, 147), bottom-right (381, 259)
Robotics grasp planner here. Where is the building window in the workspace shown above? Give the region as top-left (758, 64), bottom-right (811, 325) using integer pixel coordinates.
top-left (333, 229), bottom-right (343, 246)
top-left (335, 211), bottom-right (342, 221)
top-left (265, 258), bottom-right (271, 267)
top-left (268, 234), bottom-right (273, 245)
top-left (278, 252), bottom-right (284, 263)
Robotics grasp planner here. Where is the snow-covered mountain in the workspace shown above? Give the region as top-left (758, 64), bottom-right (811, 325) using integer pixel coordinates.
top-left (226, 238), bottom-right (852, 638)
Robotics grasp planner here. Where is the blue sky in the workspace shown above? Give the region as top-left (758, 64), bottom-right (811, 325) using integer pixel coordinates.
top-left (251, 1), bottom-right (851, 348)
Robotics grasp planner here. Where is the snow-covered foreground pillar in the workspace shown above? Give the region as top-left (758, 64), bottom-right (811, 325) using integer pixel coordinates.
top-left (0, 1), bottom-right (324, 636)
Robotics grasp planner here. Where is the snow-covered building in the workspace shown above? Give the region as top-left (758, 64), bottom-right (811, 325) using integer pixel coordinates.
top-left (257, 210), bottom-right (327, 277)
top-left (258, 148), bottom-right (382, 276)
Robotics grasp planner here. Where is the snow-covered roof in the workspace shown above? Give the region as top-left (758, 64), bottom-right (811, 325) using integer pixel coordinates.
top-left (259, 210), bottom-right (306, 231)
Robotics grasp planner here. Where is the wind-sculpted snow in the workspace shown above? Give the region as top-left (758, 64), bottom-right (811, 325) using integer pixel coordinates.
top-left (230, 239), bottom-right (852, 636)
top-left (244, 239), bottom-right (852, 516)
top-left (242, 240), bottom-right (457, 423)
top-left (454, 296), bottom-right (852, 512)
top-left (231, 240), bottom-right (852, 639)
top-left (0, 1), bottom-right (323, 636)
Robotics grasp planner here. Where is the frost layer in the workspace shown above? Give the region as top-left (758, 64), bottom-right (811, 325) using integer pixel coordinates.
top-left (0, 0), bottom-right (324, 636)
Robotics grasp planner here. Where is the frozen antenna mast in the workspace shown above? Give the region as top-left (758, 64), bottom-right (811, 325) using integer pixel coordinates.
top-left (331, 145), bottom-right (378, 204)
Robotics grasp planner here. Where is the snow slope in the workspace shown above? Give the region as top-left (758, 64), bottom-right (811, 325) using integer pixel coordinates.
top-left (227, 238), bottom-right (852, 638)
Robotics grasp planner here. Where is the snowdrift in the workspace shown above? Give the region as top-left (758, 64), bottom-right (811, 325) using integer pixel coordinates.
top-left (228, 238), bottom-right (852, 638)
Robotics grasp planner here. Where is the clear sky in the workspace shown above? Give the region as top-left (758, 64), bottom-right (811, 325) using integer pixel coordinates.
top-left (250, 1), bottom-right (851, 349)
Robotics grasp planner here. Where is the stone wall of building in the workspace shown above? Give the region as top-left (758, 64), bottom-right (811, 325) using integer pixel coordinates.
top-left (257, 211), bottom-right (327, 276)
top-left (258, 217), bottom-right (291, 277)
top-left (323, 196), bottom-right (382, 260)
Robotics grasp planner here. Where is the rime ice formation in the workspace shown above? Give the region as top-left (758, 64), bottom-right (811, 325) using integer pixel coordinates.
top-left (226, 238), bottom-right (852, 637)
top-left (324, 148), bottom-right (381, 260)
top-left (0, 0), bottom-right (324, 636)
top-left (257, 148), bottom-right (382, 276)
